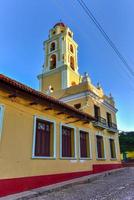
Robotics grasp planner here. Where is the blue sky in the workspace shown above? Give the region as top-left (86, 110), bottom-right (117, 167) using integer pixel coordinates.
top-left (0, 0), bottom-right (134, 131)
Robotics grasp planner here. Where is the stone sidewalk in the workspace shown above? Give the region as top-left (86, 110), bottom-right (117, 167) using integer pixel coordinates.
top-left (1, 167), bottom-right (134, 200)
top-left (30, 167), bottom-right (134, 200)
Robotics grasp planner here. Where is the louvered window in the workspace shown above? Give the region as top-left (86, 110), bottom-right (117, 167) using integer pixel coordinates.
top-left (80, 131), bottom-right (90, 158)
top-left (62, 126), bottom-right (75, 158)
top-left (109, 139), bottom-right (116, 159)
top-left (96, 135), bottom-right (105, 158)
top-left (34, 118), bottom-right (54, 157)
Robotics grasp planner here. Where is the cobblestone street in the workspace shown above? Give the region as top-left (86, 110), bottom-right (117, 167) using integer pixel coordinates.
top-left (28, 167), bottom-right (134, 200)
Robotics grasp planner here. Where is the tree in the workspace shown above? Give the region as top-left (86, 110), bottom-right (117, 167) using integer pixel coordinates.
top-left (119, 132), bottom-right (134, 160)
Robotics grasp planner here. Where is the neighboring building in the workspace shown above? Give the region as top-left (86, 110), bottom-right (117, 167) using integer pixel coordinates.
top-left (121, 151), bottom-right (134, 160)
top-left (0, 23), bottom-right (121, 197)
top-left (119, 131), bottom-right (134, 161)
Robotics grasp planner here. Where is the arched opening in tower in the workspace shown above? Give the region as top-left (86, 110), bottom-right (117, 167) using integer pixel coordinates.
top-left (50, 42), bottom-right (56, 51)
top-left (70, 56), bottom-right (75, 71)
top-left (50, 54), bottom-right (56, 70)
top-left (70, 44), bottom-right (74, 53)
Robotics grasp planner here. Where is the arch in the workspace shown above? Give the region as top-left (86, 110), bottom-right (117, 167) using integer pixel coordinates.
top-left (70, 56), bottom-right (75, 71)
top-left (50, 54), bottom-right (56, 70)
top-left (70, 44), bottom-right (74, 53)
top-left (52, 31), bottom-right (56, 35)
top-left (50, 42), bottom-right (56, 51)
top-left (68, 32), bottom-right (72, 37)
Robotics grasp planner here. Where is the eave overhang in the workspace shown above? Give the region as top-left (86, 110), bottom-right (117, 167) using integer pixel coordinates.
top-left (0, 74), bottom-right (95, 123)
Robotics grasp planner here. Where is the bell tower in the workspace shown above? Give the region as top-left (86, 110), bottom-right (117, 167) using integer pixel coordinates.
top-left (38, 22), bottom-right (81, 94)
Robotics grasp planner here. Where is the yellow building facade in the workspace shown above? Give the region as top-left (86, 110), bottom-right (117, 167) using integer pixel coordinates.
top-left (0, 23), bottom-right (121, 197)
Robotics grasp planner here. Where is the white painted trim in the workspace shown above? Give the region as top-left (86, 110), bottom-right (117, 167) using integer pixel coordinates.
top-left (0, 105), bottom-right (4, 142)
top-left (60, 91), bottom-right (117, 113)
top-left (60, 36), bottom-right (64, 55)
top-left (95, 132), bottom-right (106, 160)
top-left (39, 77), bottom-right (42, 91)
top-left (89, 131), bottom-right (93, 160)
top-left (103, 135), bottom-right (107, 159)
top-left (115, 136), bottom-right (119, 159)
top-left (60, 91), bottom-right (87, 102)
top-left (60, 123), bottom-right (77, 159)
top-left (62, 70), bottom-right (67, 89)
top-left (32, 156), bottom-right (56, 160)
top-left (32, 115), bottom-right (56, 159)
top-left (78, 128), bottom-right (92, 160)
top-left (67, 69), bottom-right (70, 87)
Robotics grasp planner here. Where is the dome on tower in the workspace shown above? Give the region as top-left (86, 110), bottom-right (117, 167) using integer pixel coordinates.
top-left (53, 22), bottom-right (66, 28)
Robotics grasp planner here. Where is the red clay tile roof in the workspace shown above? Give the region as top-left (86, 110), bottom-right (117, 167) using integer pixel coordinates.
top-left (0, 74), bottom-right (94, 122)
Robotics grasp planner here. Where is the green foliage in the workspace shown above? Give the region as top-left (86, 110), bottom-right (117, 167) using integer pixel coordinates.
top-left (119, 132), bottom-right (134, 153)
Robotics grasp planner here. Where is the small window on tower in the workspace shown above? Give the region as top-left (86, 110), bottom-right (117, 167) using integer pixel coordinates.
top-left (70, 44), bottom-right (74, 53)
top-left (50, 42), bottom-right (56, 52)
top-left (70, 56), bottom-right (75, 71)
top-left (62, 54), bottom-right (64, 61)
top-left (68, 32), bottom-right (72, 37)
top-left (50, 54), bottom-right (56, 70)
top-left (52, 31), bottom-right (56, 35)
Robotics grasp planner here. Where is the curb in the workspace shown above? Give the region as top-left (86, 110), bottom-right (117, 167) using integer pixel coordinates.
top-left (0, 167), bottom-right (128, 200)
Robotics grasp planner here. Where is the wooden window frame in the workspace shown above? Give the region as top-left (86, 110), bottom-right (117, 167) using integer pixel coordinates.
top-left (0, 105), bottom-right (4, 142)
top-left (96, 133), bottom-right (106, 160)
top-left (32, 116), bottom-right (56, 159)
top-left (79, 129), bottom-right (92, 160)
top-left (107, 112), bottom-right (112, 127)
top-left (60, 123), bottom-right (77, 160)
top-left (94, 105), bottom-right (100, 119)
top-left (109, 138), bottom-right (117, 160)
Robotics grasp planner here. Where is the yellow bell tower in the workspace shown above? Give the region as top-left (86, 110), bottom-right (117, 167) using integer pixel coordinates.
top-left (38, 22), bottom-right (81, 94)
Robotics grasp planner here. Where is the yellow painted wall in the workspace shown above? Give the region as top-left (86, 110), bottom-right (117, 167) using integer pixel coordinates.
top-left (0, 89), bottom-right (121, 180)
top-left (52, 80), bottom-right (117, 125)
top-left (121, 151), bottom-right (134, 160)
top-left (65, 98), bottom-right (117, 125)
top-left (127, 151), bottom-right (134, 158)
top-left (68, 68), bottom-right (80, 86)
top-left (40, 66), bottom-right (80, 93)
top-left (41, 71), bottom-right (62, 92)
